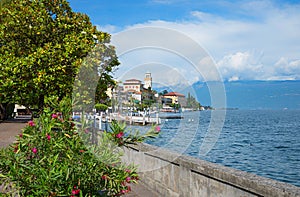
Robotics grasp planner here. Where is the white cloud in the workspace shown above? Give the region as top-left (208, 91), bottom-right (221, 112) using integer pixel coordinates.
top-left (271, 58), bottom-right (300, 79)
top-left (228, 76), bottom-right (240, 82)
top-left (96, 24), bottom-right (118, 34)
top-left (113, 1), bottom-right (300, 81)
top-left (216, 51), bottom-right (264, 80)
top-left (111, 27), bottom-right (220, 87)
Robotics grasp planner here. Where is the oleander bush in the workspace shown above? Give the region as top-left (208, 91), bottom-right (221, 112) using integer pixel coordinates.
top-left (0, 98), bottom-right (159, 196)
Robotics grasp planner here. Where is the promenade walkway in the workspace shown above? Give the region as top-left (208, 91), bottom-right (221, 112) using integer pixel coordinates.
top-left (0, 120), bottom-right (26, 147)
top-left (0, 120), bottom-right (157, 197)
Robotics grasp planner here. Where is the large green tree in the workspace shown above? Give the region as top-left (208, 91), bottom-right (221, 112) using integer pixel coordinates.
top-left (0, 0), bottom-right (118, 113)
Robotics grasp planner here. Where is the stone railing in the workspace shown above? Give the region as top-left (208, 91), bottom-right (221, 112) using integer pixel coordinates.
top-left (122, 143), bottom-right (300, 197)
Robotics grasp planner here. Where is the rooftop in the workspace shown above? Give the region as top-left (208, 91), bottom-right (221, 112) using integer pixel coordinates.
top-left (163, 92), bottom-right (185, 97)
top-left (124, 79), bottom-right (141, 82)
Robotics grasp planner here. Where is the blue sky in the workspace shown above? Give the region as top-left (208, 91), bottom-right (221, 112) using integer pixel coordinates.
top-left (69, 0), bottom-right (300, 85)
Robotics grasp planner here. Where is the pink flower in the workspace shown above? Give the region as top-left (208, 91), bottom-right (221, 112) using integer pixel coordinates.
top-left (127, 185), bottom-right (131, 191)
top-left (121, 190), bottom-right (128, 194)
top-left (125, 177), bottom-right (131, 183)
top-left (71, 189), bottom-right (80, 195)
top-left (14, 146), bottom-right (18, 153)
top-left (51, 113), bottom-right (58, 119)
top-left (155, 126), bottom-right (161, 132)
top-left (19, 133), bottom-right (23, 138)
top-left (116, 132), bottom-right (124, 139)
top-left (125, 169), bottom-right (131, 173)
top-left (46, 134), bottom-right (51, 141)
top-left (101, 175), bottom-right (108, 180)
top-left (28, 120), bottom-right (35, 127)
top-left (32, 147), bottom-right (37, 154)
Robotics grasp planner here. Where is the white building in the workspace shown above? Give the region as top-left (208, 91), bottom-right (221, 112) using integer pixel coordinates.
top-left (123, 79), bottom-right (143, 93)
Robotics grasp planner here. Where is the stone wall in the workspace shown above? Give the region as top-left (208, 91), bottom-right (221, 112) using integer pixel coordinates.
top-left (122, 143), bottom-right (300, 197)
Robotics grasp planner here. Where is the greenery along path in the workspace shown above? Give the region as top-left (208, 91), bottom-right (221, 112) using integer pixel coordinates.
top-left (0, 121), bottom-right (158, 197)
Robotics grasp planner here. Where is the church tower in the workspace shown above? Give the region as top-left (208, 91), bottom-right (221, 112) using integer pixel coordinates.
top-left (144, 72), bottom-right (152, 89)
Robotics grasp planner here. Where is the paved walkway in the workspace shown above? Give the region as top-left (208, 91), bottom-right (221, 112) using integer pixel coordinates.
top-left (124, 184), bottom-right (158, 197)
top-left (0, 120), bottom-right (157, 196)
top-left (0, 120), bottom-right (27, 148)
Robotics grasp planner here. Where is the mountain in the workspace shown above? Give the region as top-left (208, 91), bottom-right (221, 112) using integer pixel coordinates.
top-left (192, 80), bottom-right (300, 110)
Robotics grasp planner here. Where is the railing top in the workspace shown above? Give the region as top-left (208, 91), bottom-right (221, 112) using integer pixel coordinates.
top-left (126, 143), bottom-right (300, 197)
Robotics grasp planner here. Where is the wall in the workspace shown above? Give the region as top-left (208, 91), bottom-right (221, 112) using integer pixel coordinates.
top-left (122, 143), bottom-right (300, 197)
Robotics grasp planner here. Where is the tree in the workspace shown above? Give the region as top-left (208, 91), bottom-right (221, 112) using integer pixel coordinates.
top-left (95, 67), bottom-right (118, 106)
top-left (186, 92), bottom-right (201, 109)
top-left (0, 0), bottom-right (118, 113)
top-left (160, 90), bottom-right (168, 96)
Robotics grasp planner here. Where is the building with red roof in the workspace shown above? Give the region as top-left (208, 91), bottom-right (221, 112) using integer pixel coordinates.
top-left (163, 92), bottom-right (187, 107)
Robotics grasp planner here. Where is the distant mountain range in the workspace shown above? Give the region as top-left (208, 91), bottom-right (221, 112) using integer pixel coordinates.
top-left (153, 80), bottom-right (300, 110)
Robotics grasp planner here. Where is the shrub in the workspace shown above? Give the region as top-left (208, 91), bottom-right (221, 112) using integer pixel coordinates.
top-left (94, 103), bottom-right (108, 112)
top-left (0, 98), bottom-right (159, 196)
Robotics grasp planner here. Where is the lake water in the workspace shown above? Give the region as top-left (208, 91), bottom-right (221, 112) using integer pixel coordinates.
top-left (128, 110), bottom-right (300, 187)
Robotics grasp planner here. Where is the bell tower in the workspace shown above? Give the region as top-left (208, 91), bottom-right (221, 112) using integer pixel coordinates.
top-left (144, 72), bottom-right (152, 89)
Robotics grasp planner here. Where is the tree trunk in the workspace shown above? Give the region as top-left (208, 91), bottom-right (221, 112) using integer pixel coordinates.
top-left (0, 103), bottom-right (15, 120)
top-left (0, 103), bottom-right (5, 120)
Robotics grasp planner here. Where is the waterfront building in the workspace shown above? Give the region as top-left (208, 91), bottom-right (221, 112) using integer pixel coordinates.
top-left (163, 92), bottom-right (187, 107)
top-left (107, 73), bottom-right (155, 106)
top-left (131, 91), bottom-right (142, 103)
top-left (123, 79), bottom-right (143, 92)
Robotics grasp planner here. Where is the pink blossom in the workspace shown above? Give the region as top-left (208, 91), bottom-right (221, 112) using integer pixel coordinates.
top-left (19, 133), bottom-right (23, 138)
top-left (46, 134), bottom-right (51, 141)
top-left (101, 175), bottom-right (108, 180)
top-left (121, 190), bottom-right (128, 194)
top-left (155, 126), bottom-right (161, 132)
top-left (127, 185), bottom-right (131, 191)
top-left (116, 132), bottom-right (124, 139)
top-left (32, 147), bottom-right (37, 154)
top-left (28, 120), bottom-right (35, 127)
top-left (71, 189), bottom-right (80, 195)
top-left (125, 169), bottom-right (131, 173)
top-left (51, 113), bottom-right (58, 119)
top-left (125, 177), bottom-right (131, 183)
top-left (13, 145), bottom-right (18, 153)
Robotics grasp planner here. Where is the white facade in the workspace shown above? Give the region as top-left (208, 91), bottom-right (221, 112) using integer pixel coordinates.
top-left (123, 79), bottom-right (142, 92)
top-left (132, 92), bottom-right (142, 103)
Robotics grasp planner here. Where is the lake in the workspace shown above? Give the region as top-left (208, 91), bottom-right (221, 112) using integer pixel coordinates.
top-left (127, 110), bottom-right (300, 187)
